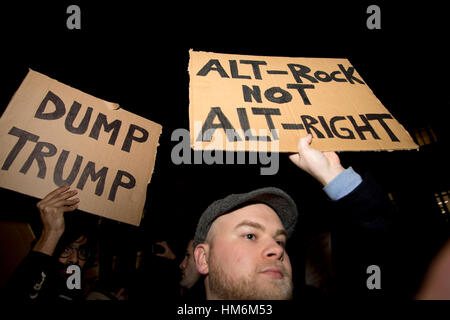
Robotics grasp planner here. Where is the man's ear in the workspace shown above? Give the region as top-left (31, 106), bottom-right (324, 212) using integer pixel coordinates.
top-left (194, 243), bottom-right (209, 275)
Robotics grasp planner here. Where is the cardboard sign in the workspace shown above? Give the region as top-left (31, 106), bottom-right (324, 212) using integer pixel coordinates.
top-left (0, 70), bottom-right (162, 226)
top-left (189, 50), bottom-right (418, 152)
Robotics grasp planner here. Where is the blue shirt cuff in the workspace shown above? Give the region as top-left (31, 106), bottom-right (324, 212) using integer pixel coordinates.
top-left (323, 167), bottom-right (362, 201)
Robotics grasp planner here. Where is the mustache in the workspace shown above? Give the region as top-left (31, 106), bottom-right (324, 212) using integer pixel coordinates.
top-left (257, 261), bottom-right (290, 277)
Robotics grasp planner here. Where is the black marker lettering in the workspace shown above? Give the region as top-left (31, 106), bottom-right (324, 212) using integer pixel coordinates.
top-left (314, 71), bottom-right (332, 82)
top-left (366, 113), bottom-right (400, 142)
top-left (317, 116), bottom-right (334, 138)
top-left (286, 83), bottom-right (315, 105)
top-left (34, 91), bottom-right (66, 120)
top-left (338, 64), bottom-right (365, 84)
top-left (239, 60), bottom-right (267, 80)
top-left (347, 115), bottom-right (379, 140)
top-left (89, 113), bottom-right (122, 145)
top-left (65, 102), bottom-right (93, 135)
top-left (20, 142), bottom-right (57, 179)
top-left (301, 115), bottom-right (325, 138)
top-left (197, 107), bottom-right (241, 142)
top-left (267, 70), bottom-right (289, 75)
top-left (229, 60), bottom-right (251, 79)
top-left (252, 108), bottom-right (281, 140)
top-left (242, 85), bottom-right (262, 103)
top-left (330, 71), bottom-right (346, 82)
top-left (1, 127), bottom-right (39, 171)
top-left (287, 64), bottom-right (318, 84)
top-left (330, 116), bottom-right (355, 139)
top-left (196, 59), bottom-right (229, 78)
top-left (77, 161), bottom-right (108, 196)
top-left (281, 123), bottom-right (304, 130)
top-left (264, 87), bottom-right (292, 104)
top-left (121, 124), bottom-right (149, 152)
top-left (53, 150), bottom-right (83, 186)
top-left (108, 170), bottom-right (136, 202)
top-left (237, 108), bottom-right (270, 141)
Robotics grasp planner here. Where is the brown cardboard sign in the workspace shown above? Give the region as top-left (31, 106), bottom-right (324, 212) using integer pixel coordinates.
top-left (189, 50), bottom-right (418, 152)
top-left (0, 70), bottom-right (162, 226)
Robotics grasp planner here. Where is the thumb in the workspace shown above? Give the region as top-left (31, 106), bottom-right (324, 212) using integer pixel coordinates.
top-left (298, 134), bottom-right (313, 153)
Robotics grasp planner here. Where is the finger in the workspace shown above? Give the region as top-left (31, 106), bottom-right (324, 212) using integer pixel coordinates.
top-left (46, 189), bottom-right (78, 206)
top-left (63, 203), bottom-right (79, 212)
top-left (62, 199), bottom-right (80, 212)
top-left (40, 185), bottom-right (71, 203)
top-left (44, 198), bottom-right (79, 212)
top-left (40, 188), bottom-right (76, 208)
top-left (43, 201), bottom-right (79, 214)
top-left (53, 198), bottom-right (80, 208)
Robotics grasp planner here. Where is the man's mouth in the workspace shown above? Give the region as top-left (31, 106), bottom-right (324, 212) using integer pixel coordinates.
top-left (259, 267), bottom-right (284, 279)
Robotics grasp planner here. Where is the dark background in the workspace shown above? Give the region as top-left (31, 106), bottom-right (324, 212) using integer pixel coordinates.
top-left (0, 1), bottom-right (448, 303)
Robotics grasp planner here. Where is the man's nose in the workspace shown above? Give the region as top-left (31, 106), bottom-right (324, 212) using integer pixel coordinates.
top-left (262, 239), bottom-right (284, 261)
top-left (70, 249), bottom-right (79, 264)
top-left (179, 257), bottom-right (187, 270)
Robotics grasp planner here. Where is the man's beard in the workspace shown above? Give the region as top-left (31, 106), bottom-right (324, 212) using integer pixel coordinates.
top-left (207, 255), bottom-right (293, 300)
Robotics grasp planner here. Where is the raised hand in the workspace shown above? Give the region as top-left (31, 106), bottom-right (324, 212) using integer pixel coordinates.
top-left (289, 134), bottom-right (345, 186)
top-left (33, 186), bottom-right (79, 255)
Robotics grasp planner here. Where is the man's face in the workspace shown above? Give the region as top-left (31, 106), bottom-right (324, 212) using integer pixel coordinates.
top-left (179, 240), bottom-right (201, 289)
top-left (58, 235), bottom-right (89, 269)
top-left (202, 203), bottom-right (293, 300)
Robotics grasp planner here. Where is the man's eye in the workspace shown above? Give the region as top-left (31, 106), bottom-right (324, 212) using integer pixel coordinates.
top-left (276, 240), bottom-right (286, 248)
top-left (245, 234), bottom-right (256, 240)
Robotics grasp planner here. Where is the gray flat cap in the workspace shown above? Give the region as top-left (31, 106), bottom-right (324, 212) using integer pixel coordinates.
top-left (193, 187), bottom-right (298, 249)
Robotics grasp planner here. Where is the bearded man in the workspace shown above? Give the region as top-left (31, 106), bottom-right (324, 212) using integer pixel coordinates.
top-left (193, 134), bottom-right (395, 300)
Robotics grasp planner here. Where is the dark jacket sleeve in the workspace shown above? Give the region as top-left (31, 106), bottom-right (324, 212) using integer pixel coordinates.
top-left (329, 172), bottom-right (397, 298)
top-left (6, 250), bottom-right (60, 301)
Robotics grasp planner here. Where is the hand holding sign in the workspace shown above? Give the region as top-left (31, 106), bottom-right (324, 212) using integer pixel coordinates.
top-left (33, 185), bottom-right (79, 255)
top-left (36, 185), bottom-right (79, 235)
top-left (289, 134), bottom-right (344, 187)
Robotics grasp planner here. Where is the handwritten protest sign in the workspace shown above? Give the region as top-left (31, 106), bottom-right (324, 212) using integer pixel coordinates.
top-left (0, 70), bottom-right (162, 226)
top-left (189, 50), bottom-right (418, 152)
